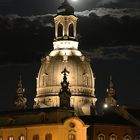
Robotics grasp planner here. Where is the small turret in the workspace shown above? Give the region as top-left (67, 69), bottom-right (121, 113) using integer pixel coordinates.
top-left (104, 76), bottom-right (117, 108)
top-left (59, 68), bottom-right (71, 108)
top-left (107, 76), bottom-right (116, 97)
top-left (14, 76), bottom-right (27, 110)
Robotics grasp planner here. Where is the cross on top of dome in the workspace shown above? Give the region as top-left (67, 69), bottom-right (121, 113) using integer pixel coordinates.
top-left (61, 68), bottom-right (70, 90)
top-left (59, 68), bottom-right (71, 108)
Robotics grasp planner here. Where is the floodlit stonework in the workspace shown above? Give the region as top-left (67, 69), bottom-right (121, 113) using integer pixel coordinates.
top-left (0, 109), bottom-right (88, 140)
top-left (34, 0), bottom-right (97, 115)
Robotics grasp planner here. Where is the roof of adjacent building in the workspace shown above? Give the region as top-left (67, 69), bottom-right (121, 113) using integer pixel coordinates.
top-left (80, 106), bottom-right (140, 128)
top-left (80, 110), bottom-right (135, 126)
top-left (0, 107), bottom-right (75, 127)
top-left (126, 108), bottom-right (140, 120)
top-left (0, 106), bottom-right (140, 128)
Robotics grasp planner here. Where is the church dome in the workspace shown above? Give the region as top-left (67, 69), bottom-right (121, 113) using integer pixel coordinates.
top-left (57, 0), bottom-right (74, 15)
top-left (34, 1), bottom-right (97, 115)
top-left (36, 41), bottom-right (95, 97)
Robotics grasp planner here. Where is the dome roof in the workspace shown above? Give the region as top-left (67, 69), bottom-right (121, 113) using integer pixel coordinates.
top-left (57, 0), bottom-right (74, 15)
top-left (34, 3), bottom-right (97, 115)
top-left (36, 43), bottom-right (95, 98)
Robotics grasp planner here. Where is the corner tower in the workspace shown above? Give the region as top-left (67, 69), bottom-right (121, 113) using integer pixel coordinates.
top-left (34, 0), bottom-right (97, 115)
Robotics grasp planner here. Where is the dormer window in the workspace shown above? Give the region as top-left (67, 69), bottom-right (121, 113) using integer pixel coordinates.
top-left (123, 135), bottom-right (131, 140)
top-left (8, 136), bottom-right (14, 140)
top-left (33, 135), bottom-right (39, 140)
top-left (0, 136), bottom-right (3, 140)
top-left (19, 136), bottom-right (25, 140)
top-left (98, 133), bottom-right (105, 140)
top-left (110, 134), bottom-right (117, 140)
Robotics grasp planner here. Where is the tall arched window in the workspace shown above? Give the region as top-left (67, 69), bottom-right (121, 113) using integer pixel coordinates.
top-left (69, 24), bottom-right (74, 37)
top-left (46, 134), bottom-right (52, 140)
top-left (19, 136), bottom-right (25, 140)
top-left (8, 136), bottom-right (14, 140)
top-left (33, 135), bottom-right (39, 140)
top-left (123, 135), bottom-right (131, 140)
top-left (68, 134), bottom-right (75, 140)
top-left (110, 134), bottom-right (117, 140)
top-left (0, 136), bottom-right (3, 140)
top-left (98, 133), bottom-right (105, 140)
top-left (58, 23), bottom-right (63, 37)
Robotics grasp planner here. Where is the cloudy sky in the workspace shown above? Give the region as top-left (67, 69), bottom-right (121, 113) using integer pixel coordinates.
top-left (0, 0), bottom-right (140, 111)
top-left (0, 0), bottom-right (140, 15)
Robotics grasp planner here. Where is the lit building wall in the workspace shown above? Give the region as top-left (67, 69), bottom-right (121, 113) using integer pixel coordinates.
top-left (0, 118), bottom-right (88, 140)
top-left (89, 124), bottom-right (134, 140)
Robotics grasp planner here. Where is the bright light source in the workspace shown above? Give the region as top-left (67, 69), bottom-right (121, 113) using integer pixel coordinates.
top-left (71, 0), bottom-right (78, 2)
top-left (104, 103), bottom-right (108, 108)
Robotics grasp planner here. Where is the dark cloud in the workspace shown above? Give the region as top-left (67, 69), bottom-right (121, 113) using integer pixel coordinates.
top-left (75, 8), bottom-right (140, 18)
top-left (95, 0), bottom-right (140, 8)
top-left (82, 46), bottom-right (140, 60)
top-left (0, 6), bottom-right (140, 110)
top-left (0, 0), bottom-right (60, 16)
top-left (0, 8), bottom-right (140, 64)
top-left (0, 0), bottom-right (140, 16)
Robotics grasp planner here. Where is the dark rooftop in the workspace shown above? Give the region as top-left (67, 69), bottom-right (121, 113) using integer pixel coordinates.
top-left (0, 107), bottom-right (75, 127)
top-left (80, 109), bottom-right (137, 127)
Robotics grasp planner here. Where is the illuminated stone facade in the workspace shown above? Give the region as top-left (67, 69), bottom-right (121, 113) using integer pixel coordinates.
top-left (34, 0), bottom-right (97, 115)
top-left (89, 124), bottom-right (134, 140)
top-left (0, 109), bottom-right (88, 140)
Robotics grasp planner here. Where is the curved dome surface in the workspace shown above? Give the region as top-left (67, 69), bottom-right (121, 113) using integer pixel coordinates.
top-left (36, 48), bottom-right (95, 97)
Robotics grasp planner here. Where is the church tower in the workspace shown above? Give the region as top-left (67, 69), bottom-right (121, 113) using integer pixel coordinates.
top-left (34, 0), bottom-right (97, 115)
top-left (14, 76), bottom-right (27, 110)
top-left (105, 76), bottom-right (117, 107)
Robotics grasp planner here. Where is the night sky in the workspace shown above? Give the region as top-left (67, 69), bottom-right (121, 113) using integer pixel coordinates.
top-left (0, 0), bottom-right (140, 111)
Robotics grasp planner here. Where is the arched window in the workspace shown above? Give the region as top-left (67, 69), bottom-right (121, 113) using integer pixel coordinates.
top-left (68, 134), bottom-right (76, 140)
top-left (58, 23), bottom-right (63, 37)
top-left (8, 136), bottom-right (14, 140)
top-left (69, 24), bottom-right (74, 37)
top-left (123, 135), bottom-right (131, 140)
top-left (46, 134), bottom-right (52, 140)
top-left (19, 136), bottom-right (25, 140)
top-left (0, 136), bottom-right (3, 140)
top-left (33, 135), bottom-right (39, 140)
top-left (110, 134), bottom-right (117, 140)
top-left (98, 133), bottom-right (105, 140)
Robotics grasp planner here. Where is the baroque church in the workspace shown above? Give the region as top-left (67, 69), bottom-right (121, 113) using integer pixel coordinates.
top-left (0, 0), bottom-right (140, 140)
